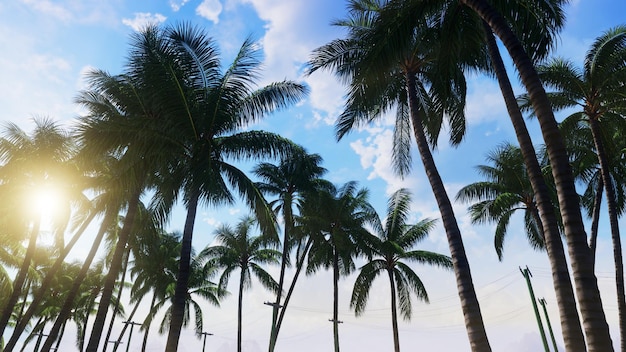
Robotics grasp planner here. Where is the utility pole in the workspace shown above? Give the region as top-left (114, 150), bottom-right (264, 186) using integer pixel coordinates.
top-left (200, 331), bottom-right (214, 352)
top-left (538, 298), bottom-right (559, 352)
top-left (520, 266), bottom-right (550, 352)
top-left (123, 320), bottom-right (141, 352)
top-left (265, 301), bottom-right (283, 352)
top-left (108, 340), bottom-right (123, 350)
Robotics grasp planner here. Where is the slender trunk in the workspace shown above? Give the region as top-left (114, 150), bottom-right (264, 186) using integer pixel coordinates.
top-left (405, 72), bottom-right (491, 351)
top-left (15, 278), bottom-right (32, 324)
top-left (589, 118), bottom-right (626, 352)
top-left (80, 297), bottom-right (96, 352)
top-left (269, 196), bottom-right (293, 352)
top-left (102, 246), bottom-right (131, 352)
top-left (274, 238), bottom-right (313, 344)
top-left (39, 212), bottom-right (116, 352)
top-left (464, 1), bottom-right (613, 350)
top-left (55, 320), bottom-right (67, 351)
top-left (0, 219), bottom-right (41, 337)
top-left (483, 22), bottom-right (585, 350)
top-left (5, 211), bottom-right (98, 350)
top-left (165, 191), bottom-right (200, 352)
top-left (238, 268), bottom-right (245, 352)
top-left (332, 248), bottom-right (340, 352)
top-left (141, 292), bottom-right (158, 352)
top-left (79, 190), bottom-right (141, 352)
top-left (111, 295), bottom-right (143, 352)
top-left (388, 269), bottom-right (400, 352)
top-left (589, 178), bottom-right (603, 271)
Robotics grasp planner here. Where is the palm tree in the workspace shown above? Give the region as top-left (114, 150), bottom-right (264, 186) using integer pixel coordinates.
top-left (123, 230), bottom-right (183, 352)
top-left (519, 26), bottom-right (626, 350)
top-left (0, 118), bottom-right (76, 338)
top-left (351, 188), bottom-right (452, 352)
top-left (139, 234), bottom-right (223, 350)
top-left (303, 181), bottom-right (376, 352)
top-left (456, 143), bottom-right (556, 260)
top-left (108, 23), bottom-right (307, 351)
top-left (307, 2), bottom-right (492, 349)
top-left (253, 149), bottom-right (330, 351)
top-left (458, 1), bottom-right (614, 348)
top-left (200, 216), bottom-right (280, 352)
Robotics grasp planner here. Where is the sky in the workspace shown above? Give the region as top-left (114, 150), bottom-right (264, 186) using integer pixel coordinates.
top-left (1, 0), bottom-right (626, 351)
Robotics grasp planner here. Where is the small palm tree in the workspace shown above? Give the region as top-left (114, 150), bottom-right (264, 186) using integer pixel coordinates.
top-left (351, 188), bottom-right (452, 352)
top-left (200, 216), bottom-right (280, 352)
top-left (253, 149), bottom-right (330, 351)
top-left (303, 181), bottom-right (376, 352)
top-left (455, 143), bottom-right (557, 260)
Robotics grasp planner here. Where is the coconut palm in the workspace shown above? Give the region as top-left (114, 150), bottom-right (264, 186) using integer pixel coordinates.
top-left (307, 2), bottom-right (492, 349)
top-left (200, 216), bottom-right (280, 352)
top-left (351, 188), bottom-right (452, 352)
top-left (456, 143), bottom-right (558, 260)
top-left (0, 118), bottom-right (77, 338)
top-left (518, 26), bottom-right (626, 350)
top-left (458, 1), bottom-right (613, 348)
top-left (103, 23), bottom-right (306, 352)
top-left (138, 234), bottom-right (223, 349)
top-left (302, 181), bottom-right (376, 352)
top-left (253, 149), bottom-right (330, 351)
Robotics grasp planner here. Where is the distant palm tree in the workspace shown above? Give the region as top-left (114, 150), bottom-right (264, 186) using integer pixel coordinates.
top-left (0, 118), bottom-right (77, 337)
top-left (141, 235), bottom-right (223, 344)
top-left (253, 149), bottom-right (330, 351)
top-left (456, 143), bottom-right (557, 260)
top-left (351, 188), bottom-right (452, 352)
top-left (201, 216), bottom-right (280, 352)
top-left (303, 181), bottom-right (376, 352)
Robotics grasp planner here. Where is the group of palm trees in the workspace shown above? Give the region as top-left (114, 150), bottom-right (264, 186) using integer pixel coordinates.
top-left (1, 0), bottom-right (626, 352)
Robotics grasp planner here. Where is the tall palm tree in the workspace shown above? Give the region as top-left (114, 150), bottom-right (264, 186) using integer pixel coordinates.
top-left (303, 181), bottom-right (376, 352)
top-left (253, 149), bottom-right (330, 351)
top-left (307, 2), bottom-right (492, 349)
top-left (456, 143), bottom-right (557, 260)
top-left (351, 188), bottom-right (452, 352)
top-left (458, 1), bottom-right (614, 348)
top-left (0, 118), bottom-right (77, 338)
top-left (200, 216), bottom-right (280, 352)
top-left (109, 23), bottom-right (307, 352)
top-left (519, 26), bottom-right (626, 350)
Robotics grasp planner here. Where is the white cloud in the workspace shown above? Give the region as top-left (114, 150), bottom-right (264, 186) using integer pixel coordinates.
top-left (170, 0), bottom-right (191, 12)
top-left (202, 217), bottom-right (222, 227)
top-left (122, 12), bottom-right (167, 32)
top-left (20, 0), bottom-right (72, 22)
top-left (196, 0), bottom-right (223, 24)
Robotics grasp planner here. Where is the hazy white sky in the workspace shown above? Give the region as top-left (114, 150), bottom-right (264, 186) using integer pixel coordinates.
top-left (1, 0), bottom-right (625, 351)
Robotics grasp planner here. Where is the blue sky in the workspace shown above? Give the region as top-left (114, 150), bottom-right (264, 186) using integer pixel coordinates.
top-left (2, 1), bottom-right (626, 351)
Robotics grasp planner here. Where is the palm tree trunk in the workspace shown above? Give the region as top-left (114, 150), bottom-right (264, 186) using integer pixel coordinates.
top-left (274, 238), bottom-right (313, 344)
top-left (55, 320), bottom-right (67, 350)
top-left (5, 211), bottom-right (98, 350)
top-left (110, 295), bottom-right (143, 352)
top-left (388, 269), bottom-right (400, 352)
top-left (589, 178), bottom-right (603, 271)
top-left (269, 198), bottom-right (293, 352)
top-left (39, 212), bottom-right (115, 352)
top-left (464, 1), bottom-right (613, 350)
top-left (238, 267), bottom-right (245, 352)
top-left (405, 72), bottom-right (491, 352)
top-left (483, 21), bottom-right (585, 350)
top-left (83, 190), bottom-right (142, 352)
top-left (102, 246), bottom-right (131, 352)
top-left (141, 292), bottom-right (158, 352)
top-left (332, 248), bottom-right (341, 352)
top-left (0, 219), bottom-right (41, 337)
top-left (589, 118), bottom-right (626, 352)
top-left (165, 190), bottom-right (200, 352)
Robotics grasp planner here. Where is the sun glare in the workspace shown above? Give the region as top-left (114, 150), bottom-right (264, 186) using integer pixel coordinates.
top-left (32, 186), bottom-right (62, 223)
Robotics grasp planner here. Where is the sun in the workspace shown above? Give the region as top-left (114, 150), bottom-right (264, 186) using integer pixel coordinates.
top-left (32, 186), bottom-right (62, 224)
